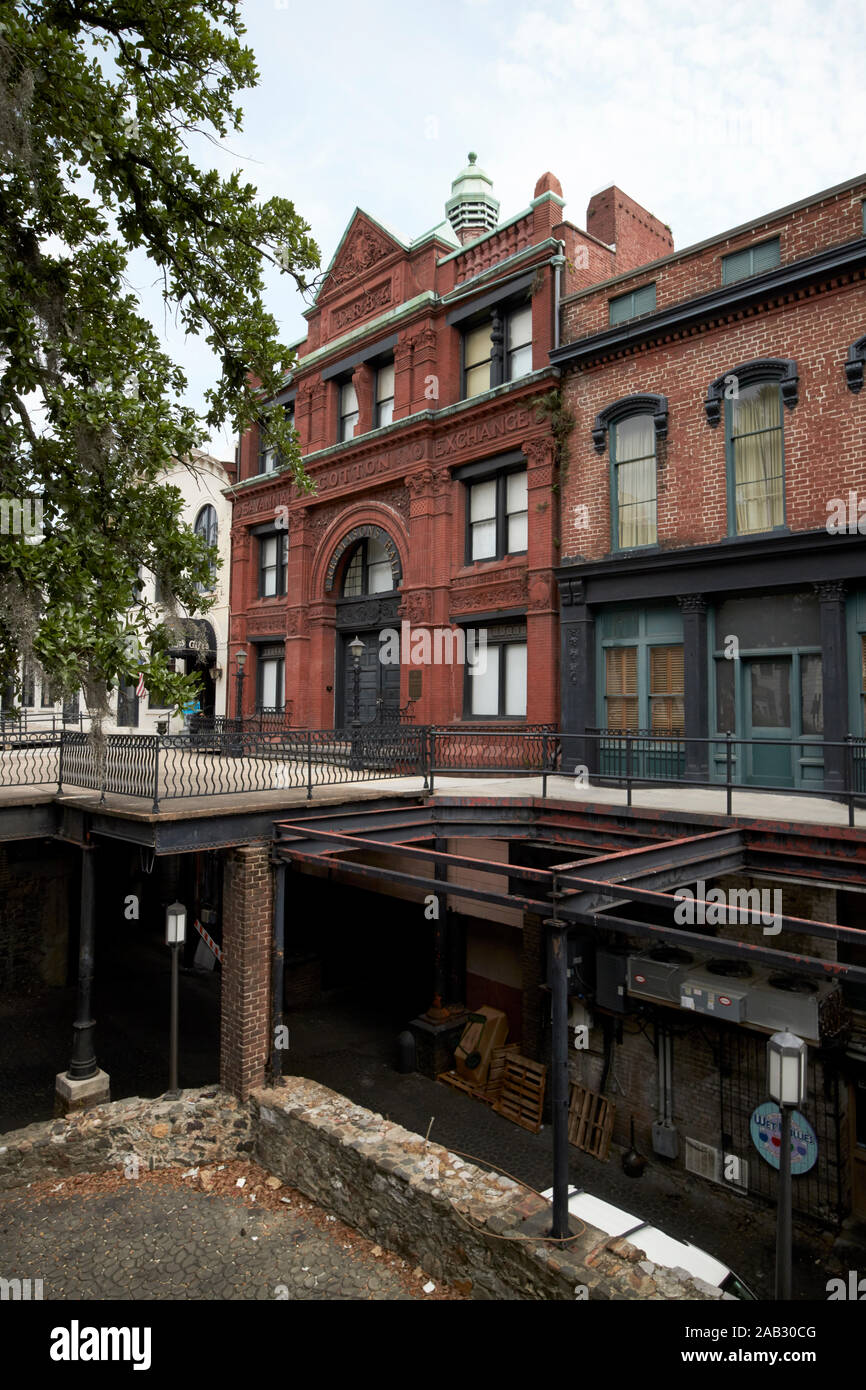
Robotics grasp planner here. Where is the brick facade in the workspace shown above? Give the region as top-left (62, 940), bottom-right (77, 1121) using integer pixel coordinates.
top-left (220, 844), bottom-right (273, 1100)
top-left (229, 161), bottom-right (668, 731)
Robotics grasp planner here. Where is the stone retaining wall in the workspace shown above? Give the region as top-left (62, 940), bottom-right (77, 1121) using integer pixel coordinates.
top-left (251, 1078), bottom-right (725, 1302)
top-left (0, 1088), bottom-right (251, 1191)
top-left (0, 1078), bottom-right (723, 1300)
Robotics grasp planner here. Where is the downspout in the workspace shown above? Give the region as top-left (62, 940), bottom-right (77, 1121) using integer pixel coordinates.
top-left (551, 240), bottom-right (566, 352)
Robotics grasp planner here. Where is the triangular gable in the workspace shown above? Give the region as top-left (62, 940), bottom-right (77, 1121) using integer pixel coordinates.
top-left (316, 209), bottom-right (407, 303)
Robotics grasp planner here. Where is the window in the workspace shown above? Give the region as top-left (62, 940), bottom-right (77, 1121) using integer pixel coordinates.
top-left (341, 537), bottom-right (394, 597)
top-left (721, 237), bottom-right (780, 286)
top-left (611, 414), bottom-right (657, 549)
top-left (466, 626), bottom-right (527, 717)
top-left (462, 299), bottom-right (533, 399)
top-left (258, 531), bottom-right (288, 598)
top-left (727, 381), bottom-right (784, 535)
top-left (649, 645), bottom-right (684, 733)
top-left (40, 673), bottom-right (53, 707)
top-left (257, 643), bottom-right (285, 711)
top-left (467, 467), bottom-right (527, 562)
top-left (608, 283), bottom-right (656, 326)
top-left (258, 402), bottom-right (296, 474)
top-left (338, 378), bottom-right (359, 442)
top-left (194, 504), bottom-right (218, 591)
top-left (375, 360), bottom-right (395, 428)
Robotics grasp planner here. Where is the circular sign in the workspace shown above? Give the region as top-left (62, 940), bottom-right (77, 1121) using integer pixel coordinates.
top-left (749, 1102), bottom-right (818, 1174)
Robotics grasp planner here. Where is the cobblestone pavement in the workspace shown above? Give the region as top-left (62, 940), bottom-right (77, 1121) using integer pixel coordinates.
top-left (0, 1160), bottom-right (464, 1301)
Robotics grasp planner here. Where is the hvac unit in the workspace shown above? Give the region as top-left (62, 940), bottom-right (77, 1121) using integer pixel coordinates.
top-left (684, 1137), bottom-right (750, 1191)
top-left (628, 946), bottom-right (702, 1005)
top-left (746, 972), bottom-right (839, 1045)
top-left (680, 958), bottom-right (762, 1023)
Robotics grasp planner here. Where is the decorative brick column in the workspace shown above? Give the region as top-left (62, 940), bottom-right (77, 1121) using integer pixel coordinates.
top-left (220, 844), bottom-right (273, 1100)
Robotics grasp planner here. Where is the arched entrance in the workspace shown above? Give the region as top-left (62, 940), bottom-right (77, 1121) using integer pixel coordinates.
top-left (326, 525), bottom-right (402, 724)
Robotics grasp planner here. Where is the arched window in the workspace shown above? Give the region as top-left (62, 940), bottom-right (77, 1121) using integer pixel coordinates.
top-left (704, 358), bottom-right (797, 537)
top-left (592, 394), bottom-right (668, 552)
top-left (194, 505), bottom-right (218, 589)
top-left (342, 537), bottom-right (394, 596)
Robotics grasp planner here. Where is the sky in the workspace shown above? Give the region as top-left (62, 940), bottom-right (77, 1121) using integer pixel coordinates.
top-left (136, 0), bottom-right (866, 460)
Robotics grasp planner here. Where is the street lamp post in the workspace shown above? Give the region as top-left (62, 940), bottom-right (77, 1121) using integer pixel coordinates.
top-left (235, 649), bottom-right (247, 720)
top-left (348, 635), bottom-right (364, 763)
top-left (165, 901), bottom-right (187, 1099)
top-left (767, 1030), bottom-right (807, 1302)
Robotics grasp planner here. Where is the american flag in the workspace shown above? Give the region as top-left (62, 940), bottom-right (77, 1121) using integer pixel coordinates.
top-left (135, 671), bottom-right (146, 699)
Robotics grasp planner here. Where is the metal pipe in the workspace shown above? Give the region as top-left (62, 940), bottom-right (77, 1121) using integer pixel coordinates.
top-left (68, 840), bottom-right (98, 1080)
top-left (775, 1105), bottom-right (793, 1300)
top-left (271, 860), bottom-right (287, 1079)
top-left (549, 875), bottom-right (570, 1240)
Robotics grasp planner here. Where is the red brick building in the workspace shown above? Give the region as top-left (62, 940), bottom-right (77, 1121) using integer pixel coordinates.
top-left (551, 174), bottom-right (866, 792)
top-left (229, 157), bottom-right (672, 730)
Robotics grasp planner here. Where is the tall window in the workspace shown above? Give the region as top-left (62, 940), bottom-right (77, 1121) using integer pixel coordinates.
top-left (338, 379), bottom-right (359, 442)
top-left (605, 647), bottom-right (638, 730)
top-left (342, 537), bottom-right (393, 596)
top-left (466, 627), bottom-right (527, 718)
top-left (727, 381), bottom-right (784, 534)
top-left (258, 402), bottom-right (295, 474)
top-left (649, 646), bottom-right (684, 733)
top-left (611, 414), bottom-right (656, 549)
top-left (467, 468), bottom-right (527, 562)
top-left (194, 504), bottom-right (218, 591)
top-left (259, 531), bottom-right (288, 597)
top-left (257, 643), bottom-right (285, 711)
top-left (375, 360), bottom-right (395, 428)
top-left (462, 300), bottom-right (533, 399)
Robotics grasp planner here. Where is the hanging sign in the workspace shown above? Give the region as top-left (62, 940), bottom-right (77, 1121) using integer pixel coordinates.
top-left (749, 1102), bottom-right (818, 1174)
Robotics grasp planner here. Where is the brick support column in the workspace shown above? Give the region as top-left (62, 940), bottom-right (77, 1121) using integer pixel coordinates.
top-left (220, 843), bottom-right (273, 1100)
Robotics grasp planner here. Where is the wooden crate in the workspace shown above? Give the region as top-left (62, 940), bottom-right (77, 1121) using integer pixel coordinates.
top-left (567, 1082), bottom-right (615, 1160)
top-left (482, 1043), bottom-right (520, 1101)
top-left (495, 1054), bottom-right (547, 1134)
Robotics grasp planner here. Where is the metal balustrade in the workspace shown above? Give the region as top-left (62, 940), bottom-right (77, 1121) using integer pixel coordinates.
top-left (2, 724), bottom-right (866, 820)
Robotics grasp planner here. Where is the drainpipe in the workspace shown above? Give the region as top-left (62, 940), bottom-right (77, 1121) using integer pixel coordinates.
top-left (551, 240), bottom-right (567, 353)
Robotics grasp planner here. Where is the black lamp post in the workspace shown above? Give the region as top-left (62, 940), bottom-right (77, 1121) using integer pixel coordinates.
top-left (235, 649), bottom-right (247, 721)
top-left (165, 901), bottom-right (186, 1099)
top-left (767, 1029), bottom-right (807, 1301)
top-left (348, 635), bottom-right (364, 763)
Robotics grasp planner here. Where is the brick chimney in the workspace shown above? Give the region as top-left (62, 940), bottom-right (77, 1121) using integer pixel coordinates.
top-left (586, 186), bottom-right (673, 271)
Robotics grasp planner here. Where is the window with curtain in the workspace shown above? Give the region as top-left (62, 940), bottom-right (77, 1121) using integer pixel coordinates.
top-left (612, 414), bottom-right (657, 548)
top-left (375, 360), bottom-right (395, 427)
top-left (464, 322), bottom-right (494, 398)
top-left (605, 647), bottom-right (638, 730)
top-left (649, 645), bottom-right (684, 732)
top-left (506, 304), bottom-right (533, 379)
top-left (467, 633), bottom-right (527, 717)
top-left (338, 379), bottom-right (359, 441)
top-left (467, 468), bottom-right (528, 562)
top-left (462, 301), bottom-right (533, 399)
top-left (258, 532), bottom-right (288, 597)
top-left (257, 644), bottom-right (285, 711)
top-left (728, 381), bottom-right (784, 534)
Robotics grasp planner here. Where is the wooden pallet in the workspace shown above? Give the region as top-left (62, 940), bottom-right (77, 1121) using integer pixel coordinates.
top-left (495, 1055), bottom-right (547, 1134)
top-left (483, 1043), bottom-right (520, 1101)
top-left (436, 1069), bottom-right (498, 1107)
top-left (567, 1082), bottom-right (615, 1160)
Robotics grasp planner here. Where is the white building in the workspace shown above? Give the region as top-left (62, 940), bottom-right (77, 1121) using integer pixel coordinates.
top-left (2, 450), bottom-right (234, 733)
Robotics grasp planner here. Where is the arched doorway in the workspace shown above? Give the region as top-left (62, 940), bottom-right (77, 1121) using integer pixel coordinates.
top-left (326, 526), bottom-right (402, 725)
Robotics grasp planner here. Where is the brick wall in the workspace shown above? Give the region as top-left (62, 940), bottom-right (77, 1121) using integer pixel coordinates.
top-left (220, 844), bottom-right (273, 1100)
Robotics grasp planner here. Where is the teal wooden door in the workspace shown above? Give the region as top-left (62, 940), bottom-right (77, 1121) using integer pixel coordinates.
top-left (744, 657), bottom-right (793, 786)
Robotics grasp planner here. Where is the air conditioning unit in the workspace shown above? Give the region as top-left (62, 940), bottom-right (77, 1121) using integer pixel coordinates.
top-left (680, 958), bottom-right (766, 1024)
top-left (684, 1137), bottom-right (749, 1191)
top-left (747, 972), bottom-right (839, 1044)
top-left (628, 946), bottom-right (703, 1005)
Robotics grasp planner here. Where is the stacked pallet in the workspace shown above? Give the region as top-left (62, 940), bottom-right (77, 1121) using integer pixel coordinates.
top-left (436, 1043), bottom-right (519, 1108)
top-left (567, 1082), bottom-right (615, 1160)
top-left (494, 1054), bottom-right (547, 1134)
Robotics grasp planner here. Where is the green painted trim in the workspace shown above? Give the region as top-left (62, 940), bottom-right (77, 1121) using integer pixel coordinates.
top-left (436, 205), bottom-right (536, 265)
top-left (595, 606), bottom-right (683, 727)
top-left (295, 292), bottom-right (437, 368)
top-left (845, 591), bottom-right (866, 735)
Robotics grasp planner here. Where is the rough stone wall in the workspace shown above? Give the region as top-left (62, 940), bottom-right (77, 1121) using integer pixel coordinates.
top-left (0, 1088), bottom-right (252, 1192)
top-left (251, 1078), bottom-right (723, 1301)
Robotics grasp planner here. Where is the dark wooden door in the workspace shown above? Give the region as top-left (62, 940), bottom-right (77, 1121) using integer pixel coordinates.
top-left (340, 630), bottom-right (400, 724)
